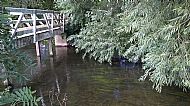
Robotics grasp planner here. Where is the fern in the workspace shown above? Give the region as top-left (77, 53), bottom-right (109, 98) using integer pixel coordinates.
top-left (0, 87), bottom-right (41, 106)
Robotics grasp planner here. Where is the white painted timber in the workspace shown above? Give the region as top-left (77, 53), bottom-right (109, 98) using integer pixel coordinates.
top-left (5, 7), bottom-right (64, 42)
top-left (5, 7), bottom-right (65, 56)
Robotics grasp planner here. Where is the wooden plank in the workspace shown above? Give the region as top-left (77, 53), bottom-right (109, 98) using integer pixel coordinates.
top-left (22, 16), bottom-right (31, 27)
top-left (9, 12), bottom-right (23, 15)
top-left (6, 7), bottom-right (65, 46)
top-left (12, 13), bottom-right (24, 37)
top-left (43, 14), bottom-right (51, 31)
top-left (16, 25), bottom-right (48, 32)
top-left (5, 7), bottom-right (55, 14)
top-left (62, 13), bottom-right (65, 32)
top-left (32, 12), bottom-right (37, 42)
top-left (15, 24), bottom-right (61, 35)
top-left (51, 13), bottom-right (54, 37)
top-left (6, 7), bottom-right (36, 14)
top-left (36, 16), bottom-right (45, 25)
top-left (11, 19), bottom-right (51, 23)
top-left (16, 27), bottom-right (60, 38)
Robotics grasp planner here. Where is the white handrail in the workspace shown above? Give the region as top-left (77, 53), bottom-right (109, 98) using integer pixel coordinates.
top-left (5, 7), bottom-right (65, 43)
top-left (5, 7), bottom-right (54, 14)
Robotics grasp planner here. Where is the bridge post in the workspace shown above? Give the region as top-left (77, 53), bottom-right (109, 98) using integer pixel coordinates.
top-left (32, 10), bottom-right (41, 57)
top-left (48, 13), bottom-right (54, 56)
top-left (55, 34), bottom-right (68, 47)
top-left (48, 38), bottom-right (53, 56)
top-left (35, 42), bottom-right (41, 57)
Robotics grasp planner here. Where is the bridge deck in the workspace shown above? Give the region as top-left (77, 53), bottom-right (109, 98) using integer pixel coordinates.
top-left (2, 7), bottom-right (66, 56)
top-left (6, 7), bottom-right (64, 45)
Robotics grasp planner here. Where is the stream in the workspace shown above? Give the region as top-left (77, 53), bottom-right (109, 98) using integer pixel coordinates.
top-left (21, 45), bottom-right (190, 106)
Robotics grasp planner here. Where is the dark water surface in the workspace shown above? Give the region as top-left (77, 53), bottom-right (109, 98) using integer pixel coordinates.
top-left (23, 45), bottom-right (190, 106)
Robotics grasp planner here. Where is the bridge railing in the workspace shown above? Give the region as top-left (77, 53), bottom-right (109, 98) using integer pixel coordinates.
top-left (5, 7), bottom-right (64, 43)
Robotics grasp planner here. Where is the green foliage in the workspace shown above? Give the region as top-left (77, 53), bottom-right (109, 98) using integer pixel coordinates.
top-left (0, 10), bottom-right (40, 106)
top-left (0, 12), bottom-right (34, 84)
top-left (65, 0), bottom-right (190, 92)
top-left (56, 0), bottom-right (96, 35)
top-left (68, 9), bottom-right (131, 63)
top-left (1, 0), bottom-right (55, 9)
top-left (0, 87), bottom-right (41, 106)
top-left (62, 0), bottom-right (128, 63)
top-left (122, 0), bottom-right (190, 92)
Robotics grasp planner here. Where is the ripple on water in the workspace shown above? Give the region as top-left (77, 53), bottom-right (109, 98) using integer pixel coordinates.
top-left (19, 45), bottom-right (190, 106)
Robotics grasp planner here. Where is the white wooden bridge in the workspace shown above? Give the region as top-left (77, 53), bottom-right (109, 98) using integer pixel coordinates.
top-left (5, 7), bottom-right (67, 56)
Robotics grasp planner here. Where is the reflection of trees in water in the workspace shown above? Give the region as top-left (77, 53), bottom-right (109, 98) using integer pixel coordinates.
top-left (113, 87), bottom-right (121, 101)
top-left (36, 47), bottom-right (69, 106)
top-left (29, 47), bottom-right (190, 106)
top-left (48, 74), bottom-right (68, 106)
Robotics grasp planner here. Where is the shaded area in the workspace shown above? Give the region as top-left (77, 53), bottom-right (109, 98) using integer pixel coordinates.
top-left (23, 45), bottom-right (190, 106)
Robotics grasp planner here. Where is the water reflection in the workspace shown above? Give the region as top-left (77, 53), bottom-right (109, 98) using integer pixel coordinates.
top-left (55, 47), bottom-right (70, 84)
top-left (26, 46), bottom-right (190, 106)
top-left (39, 88), bottom-right (46, 106)
top-left (113, 86), bottom-right (121, 101)
top-left (34, 46), bottom-right (69, 106)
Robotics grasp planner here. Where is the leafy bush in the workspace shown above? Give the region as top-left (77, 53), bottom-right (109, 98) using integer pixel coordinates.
top-left (68, 9), bottom-right (131, 63)
top-left (65, 0), bottom-right (190, 92)
top-left (122, 0), bottom-right (190, 92)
